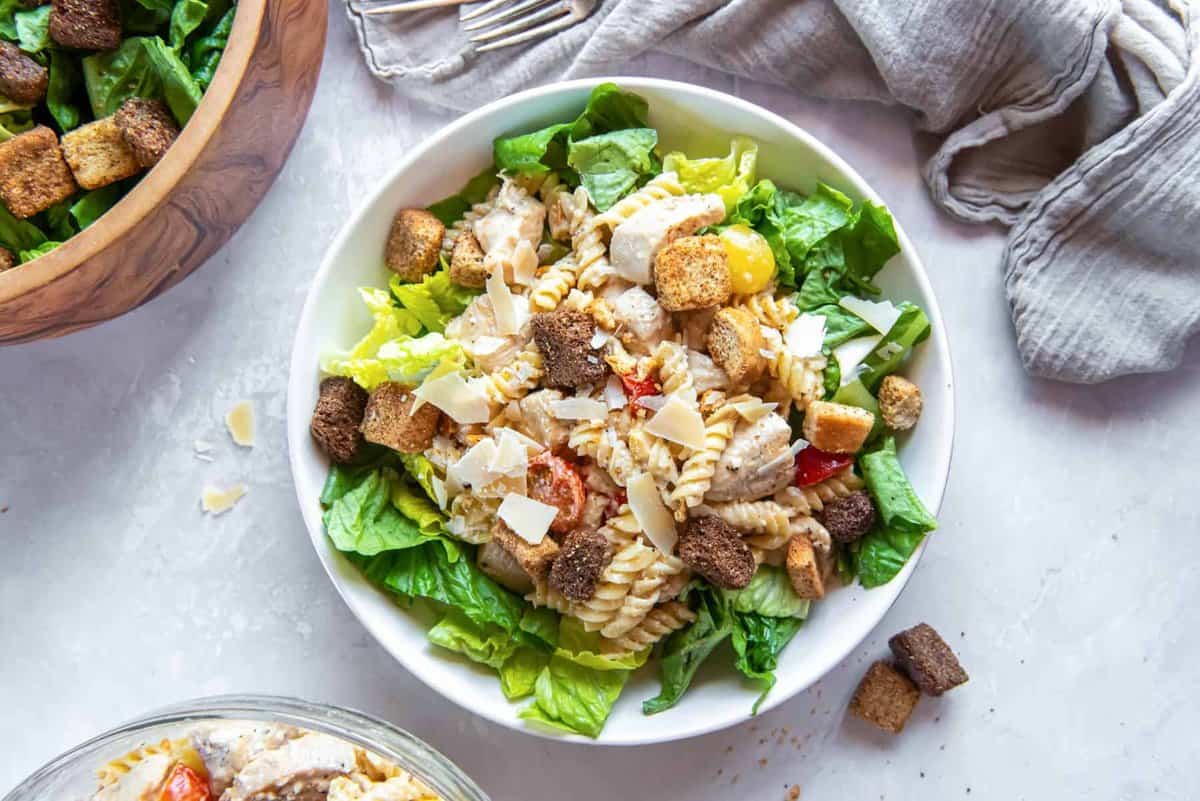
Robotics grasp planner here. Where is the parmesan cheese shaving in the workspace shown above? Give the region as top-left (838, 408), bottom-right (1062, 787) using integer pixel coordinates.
top-left (603, 376), bottom-right (627, 409)
top-left (414, 371), bottom-right (490, 424)
top-left (510, 239), bottom-right (538, 286)
top-left (486, 271), bottom-right (520, 335)
top-left (833, 335), bottom-right (882, 386)
top-left (225, 401), bottom-right (254, 447)
top-left (550, 397), bottom-right (609, 420)
top-left (628, 472), bottom-right (678, 554)
top-left (201, 483), bottom-right (246, 515)
top-left (449, 439), bottom-right (499, 489)
top-left (644, 394), bottom-right (707, 451)
top-left (490, 430), bottom-right (529, 478)
top-left (784, 313), bottom-right (827, 358)
top-left (839, 296), bottom-right (902, 335)
top-left (636, 394), bottom-right (666, 411)
top-left (756, 438), bottom-right (809, 477)
top-left (730, 397), bottom-right (777, 422)
top-left (498, 493), bottom-right (558, 544)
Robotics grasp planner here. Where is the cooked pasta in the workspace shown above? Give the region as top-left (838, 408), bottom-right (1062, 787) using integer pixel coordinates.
top-left (593, 171), bottom-right (686, 230)
top-left (774, 468), bottom-right (864, 516)
top-left (599, 548), bottom-right (688, 638)
top-left (706, 499), bottom-right (793, 538)
top-left (440, 186), bottom-right (498, 259)
top-left (602, 600), bottom-right (697, 654)
top-left (569, 417), bottom-right (637, 487)
top-left (668, 396), bottom-right (748, 518)
top-left (573, 538), bottom-right (659, 632)
top-left (653, 339), bottom-right (695, 402)
top-left (529, 253), bottom-right (581, 312)
top-left (734, 291), bottom-right (799, 330)
top-left (761, 326), bottom-right (826, 410)
top-left (472, 344), bottom-right (544, 407)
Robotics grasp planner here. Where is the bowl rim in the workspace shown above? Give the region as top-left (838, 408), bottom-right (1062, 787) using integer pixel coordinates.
top-left (0, 0), bottom-right (267, 303)
top-left (1, 695), bottom-right (492, 801)
top-left (286, 76), bottom-right (957, 745)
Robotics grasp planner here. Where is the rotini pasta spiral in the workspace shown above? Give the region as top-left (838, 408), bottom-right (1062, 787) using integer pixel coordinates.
top-left (599, 548), bottom-right (688, 639)
top-left (472, 344), bottom-right (544, 407)
top-left (733, 291), bottom-right (799, 330)
top-left (706, 500), bottom-right (793, 538)
top-left (653, 340), bottom-right (696, 403)
top-left (602, 601), bottom-right (697, 654)
top-left (568, 417), bottom-right (637, 487)
top-left (668, 395), bottom-right (750, 519)
top-left (592, 172), bottom-right (686, 230)
top-left (774, 468), bottom-right (864, 516)
top-left (573, 538), bottom-right (659, 632)
top-left (761, 326), bottom-right (826, 410)
top-left (529, 253), bottom-right (581, 312)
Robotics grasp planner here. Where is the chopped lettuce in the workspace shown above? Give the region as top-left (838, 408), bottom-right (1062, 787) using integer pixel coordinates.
top-left (566, 128), bottom-right (658, 212)
top-left (644, 583), bottom-right (734, 715)
top-left (0, 204), bottom-right (47, 253)
top-left (14, 4), bottom-right (50, 53)
top-left (322, 466), bottom-right (457, 559)
top-left (857, 303), bottom-right (931, 392)
top-left (82, 36), bottom-right (202, 124)
top-left (853, 437), bottom-right (938, 588)
top-left (664, 136), bottom-right (757, 213)
top-left (731, 613), bottom-right (804, 712)
top-left (725, 566), bottom-right (810, 619)
top-left (499, 648), bottom-right (550, 700)
top-left (396, 453), bottom-right (440, 506)
top-left (428, 610), bottom-right (519, 670)
top-left (46, 51), bottom-right (83, 132)
top-left (427, 167), bottom-right (499, 227)
top-left (388, 268), bottom-right (480, 333)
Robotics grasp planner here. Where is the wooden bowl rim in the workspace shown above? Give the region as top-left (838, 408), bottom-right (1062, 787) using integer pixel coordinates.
top-left (0, 0), bottom-right (268, 303)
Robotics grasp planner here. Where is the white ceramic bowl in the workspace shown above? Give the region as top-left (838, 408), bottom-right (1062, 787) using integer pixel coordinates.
top-left (287, 77), bottom-right (955, 745)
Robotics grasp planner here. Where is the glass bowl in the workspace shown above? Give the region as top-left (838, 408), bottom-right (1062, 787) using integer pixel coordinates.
top-left (2, 695), bottom-right (489, 801)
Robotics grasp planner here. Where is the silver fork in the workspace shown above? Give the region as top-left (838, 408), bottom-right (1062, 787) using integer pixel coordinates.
top-left (363, 0), bottom-right (596, 53)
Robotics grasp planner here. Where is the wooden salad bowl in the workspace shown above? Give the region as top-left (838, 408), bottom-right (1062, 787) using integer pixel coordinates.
top-left (0, 0), bottom-right (327, 344)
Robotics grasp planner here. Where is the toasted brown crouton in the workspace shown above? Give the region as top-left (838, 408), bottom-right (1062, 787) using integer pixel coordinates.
top-left (0, 247), bottom-right (15, 271)
top-left (0, 126), bottom-right (77, 218)
top-left (385, 208), bottom-right (443, 282)
top-left (706, 306), bottom-right (766, 385)
top-left (819, 490), bottom-right (876, 544)
top-left (449, 231), bottom-right (487, 289)
top-left (61, 116), bottom-right (141, 190)
top-left (491, 520), bottom-right (560, 582)
top-left (548, 528), bottom-right (611, 601)
top-left (310, 377), bottom-right (368, 464)
top-left (878, 375), bottom-right (923, 431)
top-left (0, 41), bottom-right (48, 105)
top-left (888, 623), bottom-right (968, 696)
top-left (654, 234), bottom-right (732, 311)
top-left (49, 0), bottom-right (121, 50)
top-left (359, 382), bottom-right (440, 454)
top-left (530, 308), bottom-right (608, 389)
top-left (113, 98), bottom-right (179, 168)
top-left (849, 661), bottom-right (921, 734)
top-left (678, 515), bottom-right (755, 590)
top-left (802, 400), bottom-right (874, 454)
top-left (477, 540), bottom-right (534, 594)
top-left (785, 534), bottom-right (825, 599)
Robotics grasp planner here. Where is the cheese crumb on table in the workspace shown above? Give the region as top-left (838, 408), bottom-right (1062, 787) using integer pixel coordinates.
top-left (225, 400), bottom-right (255, 447)
top-left (201, 483), bottom-right (247, 515)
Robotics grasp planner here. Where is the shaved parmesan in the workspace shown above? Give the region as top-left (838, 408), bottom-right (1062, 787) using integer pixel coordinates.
top-left (833, 335), bottom-right (882, 386)
top-left (550, 397), bottom-right (609, 420)
top-left (201, 483), bottom-right (246, 515)
top-left (468, 335), bottom-right (509, 362)
top-left (604, 376), bottom-right (627, 409)
top-left (730, 397), bottom-right (777, 422)
top-left (636, 394), bottom-right (666, 412)
top-left (839, 296), bottom-right (901, 335)
top-left (590, 329), bottom-right (610, 349)
top-left (628, 472), bottom-right (678, 554)
top-left (487, 271), bottom-right (520, 335)
top-left (490, 430), bottom-right (529, 478)
top-left (645, 395), bottom-right (707, 451)
top-left (430, 475), bottom-right (449, 510)
top-left (225, 400), bottom-right (255, 447)
top-left (414, 371), bottom-right (490, 424)
top-left (449, 439), bottom-right (498, 488)
top-left (756, 437), bottom-right (809, 477)
top-left (784, 313), bottom-right (827, 358)
top-left (511, 239), bottom-right (539, 286)
top-left (498, 493), bottom-right (558, 544)
top-left (496, 426), bottom-right (544, 454)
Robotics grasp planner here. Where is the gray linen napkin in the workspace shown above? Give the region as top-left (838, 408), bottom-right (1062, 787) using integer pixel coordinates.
top-left (347, 0), bottom-right (1199, 383)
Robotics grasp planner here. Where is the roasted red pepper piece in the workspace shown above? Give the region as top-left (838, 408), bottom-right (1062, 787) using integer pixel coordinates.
top-left (159, 765), bottom-right (211, 801)
top-left (794, 446), bottom-right (854, 487)
top-left (620, 372), bottom-right (661, 409)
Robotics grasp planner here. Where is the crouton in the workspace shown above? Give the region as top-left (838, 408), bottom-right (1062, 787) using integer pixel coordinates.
top-left (819, 490), bottom-right (876, 544)
top-left (706, 306), bottom-right (766, 385)
top-left (359, 382), bottom-right (440, 454)
top-left (385, 208), bottom-right (443, 282)
top-left (0, 247), bottom-right (15, 271)
top-left (477, 540), bottom-right (534, 594)
top-left (654, 234), bottom-right (732, 311)
top-left (491, 520), bottom-right (560, 582)
top-left (785, 534), bottom-right (825, 599)
top-left (849, 661), bottom-right (921, 734)
top-left (61, 116), bottom-right (141, 190)
top-left (310, 377), bottom-right (368, 464)
top-left (801, 400), bottom-right (874, 454)
top-left (678, 515), bottom-right (755, 590)
top-left (448, 231), bottom-right (487, 289)
top-left (530, 307), bottom-right (608, 389)
top-left (0, 41), bottom-right (48, 105)
top-left (878, 375), bottom-right (923, 431)
top-left (113, 98), bottom-right (179, 168)
top-left (548, 528), bottom-right (611, 601)
top-left (0, 126), bottom-right (77, 218)
top-left (49, 0), bottom-right (121, 50)
top-left (888, 623), bottom-right (968, 696)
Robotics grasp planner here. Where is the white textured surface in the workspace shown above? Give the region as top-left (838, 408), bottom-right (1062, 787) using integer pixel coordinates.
top-left (2, 6), bottom-right (1199, 799)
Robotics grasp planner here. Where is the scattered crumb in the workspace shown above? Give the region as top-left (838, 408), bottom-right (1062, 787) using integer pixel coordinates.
top-left (758, 758), bottom-right (769, 768)
top-left (225, 400), bottom-right (255, 447)
top-left (194, 439), bottom-right (214, 453)
top-left (0, 504), bottom-right (8, 513)
top-left (786, 786), bottom-right (800, 801)
top-left (201, 483), bottom-right (247, 515)
top-left (195, 453), bottom-right (215, 463)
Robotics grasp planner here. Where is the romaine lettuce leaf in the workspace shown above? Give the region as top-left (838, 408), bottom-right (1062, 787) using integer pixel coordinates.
top-left (643, 583), bottom-right (734, 714)
top-left (388, 268), bottom-right (480, 333)
top-left (519, 653), bottom-right (629, 738)
top-left (187, 6), bottom-right (232, 89)
top-left (46, 51), bottom-right (82, 132)
top-left (663, 136), bottom-right (757, 212)
top-left (323, 467), bottom-right (456, 559)
top-left (0, 203), bottom-right (47, 253)
top-left (730, 612), bottom-right (804, 712)
top-left (857, 304), bottom-right (931, 392)
top-left (428, 609), bottom-right (519, 670)
top-left (566, 128), bottom-right (658, 212)
top-left (427, 167), bottom-right (500, 227)
top-left (499, 647), bottom-right (549, 700)
top-left (14, 4), bottom-right (50, 53)
top-left (724, 566), bottom-right (809, 619)
top-left (397, 452), bottom-right (440, 506)
top-left (82, 36), bottom-right (201, 124)
top-left (70, 184), bottom-right (125, 230)
top-left (855, 437), bottom-right (937, 588)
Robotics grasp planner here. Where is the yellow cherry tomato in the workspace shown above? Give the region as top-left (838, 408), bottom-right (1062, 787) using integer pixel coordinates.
top-left (719, 224), bottom-right (775, 294)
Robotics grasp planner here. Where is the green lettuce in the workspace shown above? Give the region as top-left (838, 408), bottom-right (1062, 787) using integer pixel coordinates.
top-left (46, 51), bottom-right (83, 132)
top-left (426, 167), bottom-right (499, 227)
top-left (187, 6), bottom-right (232, 89)
top-left (396, 453), bottom-right (440, 506)
top-left (725, 566), bottom-right (809, 619)
top-left (428, 610), bottom-right (519, 670)
top-left (322, 467), bottom-right (456, 559)
top-left (854, 437), bottom-right (937, 588)
top-left (499, 648), bottom-right (550, 700)
top-left (13, 4), bottom-right (50, 53)
top-left (388, 268), bottom-right (480, 333)
top-left (83, 36), bottom-right (201, 124)
top-left (731, 613), bottom-right (804, 712)
top-left (0, 204), bottom-right (47, 253)
top-left (0, 108), bottom-right (33, 141)
top-left (566, 128), bottom-right (658, 212)
top-left (19, 240), bottom-right (61, 262)
top-left (70, 184), bottom-right (125, 230)
top-left (644, 583), bottom-right (734, 715)
top-left (664, 136), bottom-right (757, 212)
top-left (857, 304), bottom-right (931, 392)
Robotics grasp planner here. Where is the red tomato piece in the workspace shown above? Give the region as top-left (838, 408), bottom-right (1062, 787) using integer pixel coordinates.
top-left (794, 446), bottom-right (854, 487)
top-left (620, 372), bottom-right (661, 408)
top-left (528, 451), bottom-right (587, 534)
top-left (160, 765), bottom-right (211, 801)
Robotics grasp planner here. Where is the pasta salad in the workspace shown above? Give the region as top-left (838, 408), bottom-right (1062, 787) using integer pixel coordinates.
top-left (310, 83), bottom-right (938, 738)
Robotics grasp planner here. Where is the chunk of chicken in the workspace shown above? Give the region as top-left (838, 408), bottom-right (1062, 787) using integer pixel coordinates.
top-left (705, 412), bottom-right (794, 502)
top-left (224, 733), bottom-right (358, 801)
top-left (611, 286), bottom-right (675, 354)
top-left (189, 723), bottom-right (300, 796)
top-left (92, 754), bottom-right (173, 801)
top-left (609, 193), bottom-right (726, 284)
top-left (687, 349), bottom-right (730, 392)
top-left (474, 179), bottom-right (545, 285)
top-left (507, 389), bottom-right (571, 450)
top-left (328, 775), bottom-right (432, 801)
top-left (445, 293), bottom-right (531, 374)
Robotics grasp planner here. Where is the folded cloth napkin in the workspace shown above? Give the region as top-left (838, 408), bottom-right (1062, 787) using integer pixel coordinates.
top-left (347, 0), bottom-right (1199, 383)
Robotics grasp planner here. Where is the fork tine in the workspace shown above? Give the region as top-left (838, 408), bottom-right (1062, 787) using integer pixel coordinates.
top-left (470, 2), bottom-right (564, 42)
top-left (462, 0), bottom-right (553, 31)
top-left (474, 11), bottom-right (575, 51)
top-left (362, 0), bottom-right (469, 15)
top-left (459, 0), bottom-right (514, 21)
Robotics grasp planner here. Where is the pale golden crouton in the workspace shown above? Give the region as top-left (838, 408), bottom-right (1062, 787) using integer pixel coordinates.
top-left (449, 231), bottom-right (487, 288)
top-left (386, 208), bottom-right (443, 282)
top-left (706, 306), bottom-right (766, 385)
top-left (491, 520), bottom-right (560, 581)
top-left (802, 400), bottom-right (874, 454)
top-left (359, 381), bottom-right (440, 454)
top-left (61, 117), bottom-right (141, 190)
top-left (0, 126), bottom-right (77, 218)
top-left (786, 534), bottom-right (825, 600)
top-left (878, 375), bottom-right (923, 431)
top-left (0, 246), bottom-right (15, 271)
top-left (654, 234), bottom-right (732, 311)
top-left (849, 661), bottom-right (921, 734)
